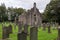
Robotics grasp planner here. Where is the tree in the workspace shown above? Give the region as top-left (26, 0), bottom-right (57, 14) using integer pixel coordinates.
top-left (13, 8), bottom-right (26, 15)
top-left (44, 0), bottom-right (60, 24)
top-left (0, 3), bottom-right (7, 22)
top-left (7, 7), bottom-right (26, 21)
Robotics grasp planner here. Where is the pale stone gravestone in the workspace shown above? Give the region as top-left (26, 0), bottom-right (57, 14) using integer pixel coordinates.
top-left (52, 23), bottom-right (56, 30)
top-left (43, 23), bottom-right (46, 31)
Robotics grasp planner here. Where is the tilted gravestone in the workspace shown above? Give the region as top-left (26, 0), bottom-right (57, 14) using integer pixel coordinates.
top-left (57, 27), bottom-right (60, 40)
top-left (17, 31), bottom-right (27, 40)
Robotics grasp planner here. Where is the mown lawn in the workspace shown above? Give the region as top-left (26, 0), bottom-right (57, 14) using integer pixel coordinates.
top-left (0, 22), bottom-right (58, 40)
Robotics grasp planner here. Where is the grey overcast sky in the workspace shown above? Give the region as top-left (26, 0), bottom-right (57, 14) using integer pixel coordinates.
top-left (0, 0), bottom-right (50, 13)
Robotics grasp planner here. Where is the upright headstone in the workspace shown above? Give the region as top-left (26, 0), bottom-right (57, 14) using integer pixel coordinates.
top-left (30, 27), bottom-right (38, 40)
top-left (43, 23), bottom-right (46, 31)
top-left (57, 27), bottom-right (60, 40)
top-left (47, 23), bottom-right (51, 33)
top-left (8, 24), bottom-right (12, 34)
top-left (2, 27), bottom-right (9, 39)
top-left (52, 23), bottom-right (55, 30)
top-left (17, 31), bottom-right (27, 40)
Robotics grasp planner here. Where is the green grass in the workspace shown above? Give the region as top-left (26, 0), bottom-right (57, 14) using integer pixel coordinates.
top-left (0, 22), bottom-right (58, 40)
top-left (38, 28), bottom-right (58, 40)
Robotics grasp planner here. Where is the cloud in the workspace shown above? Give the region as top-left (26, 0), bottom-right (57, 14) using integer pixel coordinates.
top-left (0, 0), bottom-right (50, 13)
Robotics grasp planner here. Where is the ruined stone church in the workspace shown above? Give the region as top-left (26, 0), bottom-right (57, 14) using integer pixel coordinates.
top-left (18, 2), bottom-right (42, 27)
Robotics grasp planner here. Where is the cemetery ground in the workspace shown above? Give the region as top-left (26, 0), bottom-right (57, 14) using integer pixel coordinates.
top-left (0, 22), bottom-right (58, 40)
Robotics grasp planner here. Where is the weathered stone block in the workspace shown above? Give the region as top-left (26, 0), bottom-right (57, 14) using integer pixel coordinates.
top-left (30, 27), bottom-right (38, 40)
top-left (2, 27), bottom-right (9, 39)
top-left (8, 25), bottom-right (12, 34)
top-left (48, 24), bottom-right (51, 33)
top-left (17, 31), bottom-right (27, 40)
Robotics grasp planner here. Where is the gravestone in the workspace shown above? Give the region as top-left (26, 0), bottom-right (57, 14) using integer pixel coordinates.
top-left (52, 23), bottom-right (56, 30)
top-left (8, 24), bottom-right (12, 34)
top-left (2, 27), bottom-right (9, 39)
top-left (57, 27), bottom-right (60, 40)
top-left (47, 23), bottom-right (51, 33)
top-left (2, 24), bottom-right (12, 39)
top-left (30, 27), bottom-right (38, 40)
top-left (17, 31), bottom-right (27, 40)
top-left (43, 23), bottom-right (46, 31)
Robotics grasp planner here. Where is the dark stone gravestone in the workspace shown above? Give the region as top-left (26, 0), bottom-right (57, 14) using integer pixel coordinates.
top-left (2, 27), bottom-right (9, 39)
top-left (2, 25), bottom-right (12, 39)
top-left (57, 27), bottom-right (60, 40)
top-left (30, 27), bottom-right (38, 40)
top-left (8, 24), bottom-right (12, 34)
top-left (17, 31), bottom-right (27, 40)
top-left (47, 23), bottom-right (51, 33)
